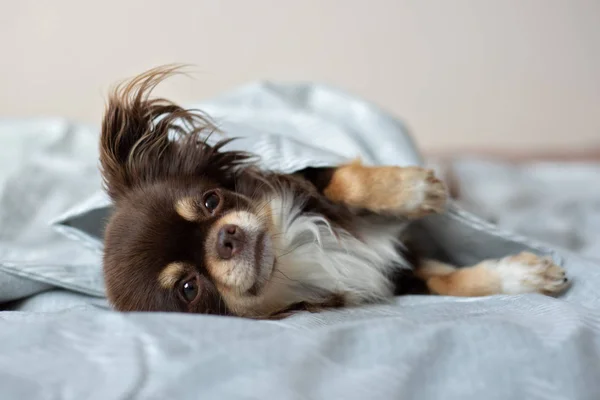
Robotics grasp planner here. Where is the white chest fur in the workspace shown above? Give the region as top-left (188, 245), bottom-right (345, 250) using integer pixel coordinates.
top-left (262, 190), bottom-right (410, 308)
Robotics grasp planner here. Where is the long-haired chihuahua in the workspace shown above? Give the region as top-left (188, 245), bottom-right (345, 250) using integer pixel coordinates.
top-left (100, 66), bottom-right (569, 319)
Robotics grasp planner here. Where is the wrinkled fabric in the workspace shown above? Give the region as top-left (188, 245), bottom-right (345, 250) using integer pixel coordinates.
top-left (0, 82), bottom-right (599, 399)
top-left (450, 159), bottom-right (600, 261)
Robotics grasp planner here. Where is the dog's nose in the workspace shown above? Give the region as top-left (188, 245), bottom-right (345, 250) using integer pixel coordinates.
top-left (216, 224), bottom-right (245, 259)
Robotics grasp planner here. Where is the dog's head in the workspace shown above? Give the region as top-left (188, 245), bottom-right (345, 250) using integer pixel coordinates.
top-left (100, 67), bottom-right (281, 317)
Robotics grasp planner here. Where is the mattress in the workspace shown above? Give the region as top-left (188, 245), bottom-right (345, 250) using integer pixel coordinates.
top-left (1, 82), bottom-right (599, 400)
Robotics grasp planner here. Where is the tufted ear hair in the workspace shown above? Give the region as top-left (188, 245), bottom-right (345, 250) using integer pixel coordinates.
top-left (99, 65), bottom-right (253, 201)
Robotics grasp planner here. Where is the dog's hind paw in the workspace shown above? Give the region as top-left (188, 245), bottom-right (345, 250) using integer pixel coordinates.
top-left (495, 252), bottom-right (570, 296)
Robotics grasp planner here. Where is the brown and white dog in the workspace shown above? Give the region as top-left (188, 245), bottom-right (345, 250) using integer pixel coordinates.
top-left (100, 66), bottom-right (569, 319)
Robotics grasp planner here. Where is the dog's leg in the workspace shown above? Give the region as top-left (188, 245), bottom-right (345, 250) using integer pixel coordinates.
top-left (298, 161), bottom-right (447, 218)
top-left (415, 252), bottom-right (569, 297)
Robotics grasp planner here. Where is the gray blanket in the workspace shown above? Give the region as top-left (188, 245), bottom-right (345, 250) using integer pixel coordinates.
top-left (1, 82), bottom-right (599, 400)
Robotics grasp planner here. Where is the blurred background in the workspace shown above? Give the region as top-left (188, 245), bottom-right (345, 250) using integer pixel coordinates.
top-left (1, 0), bottom-right (599, 157)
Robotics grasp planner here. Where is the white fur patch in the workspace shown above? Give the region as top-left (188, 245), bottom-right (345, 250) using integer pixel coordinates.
top-left (486, 255), bottom-right (568, 295)
top-left (401, 177), bottom-right (429, 214)
top-left (254, 188), bottom-right (410, 312)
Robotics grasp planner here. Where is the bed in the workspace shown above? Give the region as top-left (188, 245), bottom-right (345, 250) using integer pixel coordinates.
top-left (1, 82), bottom-right (599, 400)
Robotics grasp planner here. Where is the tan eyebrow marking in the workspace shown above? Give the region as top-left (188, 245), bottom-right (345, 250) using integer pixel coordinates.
top-left (175, 197), bottom-right (198, 222)
top-left (158, 262), bottom-right (187, 289)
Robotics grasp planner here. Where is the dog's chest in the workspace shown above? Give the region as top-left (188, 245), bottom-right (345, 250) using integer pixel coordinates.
top-left (268, 193), bottom-right (412, 304)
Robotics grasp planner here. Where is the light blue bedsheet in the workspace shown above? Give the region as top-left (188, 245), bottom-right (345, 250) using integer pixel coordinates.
top-left (1, 82), bottom-right (599, 399)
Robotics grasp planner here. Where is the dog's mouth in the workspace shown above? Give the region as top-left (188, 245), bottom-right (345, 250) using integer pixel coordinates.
top-left (247, 230), bottom-right (275, 295)
top-left (254, 231), bottom-right (267, 267)
top-left (208, 209), bottom-right (276, 296)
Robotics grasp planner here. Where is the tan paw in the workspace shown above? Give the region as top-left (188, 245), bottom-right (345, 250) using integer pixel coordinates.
top-left (495, 252), bottom-right (569, 296)
top-left (383, 167), bottom-right (448, 218)
top-left (324, 163), bottom-right (448, 218)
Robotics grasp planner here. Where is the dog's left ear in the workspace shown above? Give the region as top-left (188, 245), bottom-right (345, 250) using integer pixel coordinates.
top-left (99, 66), bottom-right (184, 200)
top-left (100, 66), bottom-right (226, 200)
top-left (100, 65), bottom-right (254, 200)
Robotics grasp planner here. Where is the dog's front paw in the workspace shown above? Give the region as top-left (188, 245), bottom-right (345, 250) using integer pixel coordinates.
top-left (495, 252), bottom-right (570, 296)
top-left (323, 163), bottom-right (448, 218)
top-left (389, 167), bottom-right (448, 218)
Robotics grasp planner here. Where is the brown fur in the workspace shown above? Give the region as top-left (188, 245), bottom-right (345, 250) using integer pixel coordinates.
top-left (100, 65), bottom-right (252, 201)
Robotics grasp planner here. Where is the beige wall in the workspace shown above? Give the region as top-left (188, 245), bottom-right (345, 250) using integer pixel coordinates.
top-left (1, 0), bottom-right (599, 154)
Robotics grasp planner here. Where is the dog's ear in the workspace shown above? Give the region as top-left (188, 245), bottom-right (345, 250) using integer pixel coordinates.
top-left (100, 66), bottom-right (216, 200)
top-left (100, 66), bottom-right (182, 199)
top-left (100, 65), bottom-right (254, 200)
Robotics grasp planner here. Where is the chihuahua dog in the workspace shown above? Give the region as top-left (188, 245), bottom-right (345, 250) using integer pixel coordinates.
top-left (100, 66), bottom-right (569, 318)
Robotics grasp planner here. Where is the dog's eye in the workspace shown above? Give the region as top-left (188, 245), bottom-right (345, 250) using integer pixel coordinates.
top-left (179, 277), bottom-right (201, 303)
top-left (203, 191), bottom-right (221, 213)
